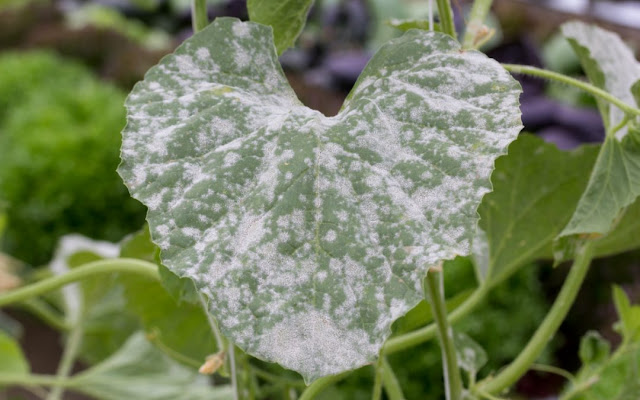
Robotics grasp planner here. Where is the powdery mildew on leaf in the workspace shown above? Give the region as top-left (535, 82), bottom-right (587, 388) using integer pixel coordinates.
top-left (562, 21), bottom-right (640, 139)
top-left (119, 18), bottom-right (522, 381)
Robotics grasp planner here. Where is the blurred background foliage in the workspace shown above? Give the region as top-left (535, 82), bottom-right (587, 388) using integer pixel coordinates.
top-left (0, 51), bottom-right (146, 266)
top-left (0, 1), bottom-right (639, 399)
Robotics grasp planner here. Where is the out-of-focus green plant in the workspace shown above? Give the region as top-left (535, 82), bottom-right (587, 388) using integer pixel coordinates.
top-left (66, 4), bottom-right (172, 51)
top-left (0, 51), bottom-right (146, 266)
top-left (560, 286), bottom-right (640, 400)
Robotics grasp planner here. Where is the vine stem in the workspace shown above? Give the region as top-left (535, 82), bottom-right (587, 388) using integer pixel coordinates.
top-left (380, 357), bottom-right (405, 400)
top-left (425, 268), bottom-right (463, 400)
top-left (197, 290), bottom-right (226, 352)
top-left (46, 322), bottom-right (84, 400)
top-left (0, 259), bottom-right (159, 307)
top-left (502, 64), bottom-right (640, 119)
top-left (477, 243), bottom-right (594, 394)
top-left (0, 374), bottom-right (72, 388)
top-left (298, 372), bottom-right (350, 400)
top-left (436, 0), bottom-right (456, 38)
top-left (383, 282), bottom-right (490, 355)
top-left (191, 0), bottom-right (209, 33)
top-left (371, 358), bottom-right (383, 400)
top-left (462, 0), bottom-right (494, 49)
top-left (19, 298), bottom-right (70, 331)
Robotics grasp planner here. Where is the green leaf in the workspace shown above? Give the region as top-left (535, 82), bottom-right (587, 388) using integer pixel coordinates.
top-left (119, 231), bottom-right (217, 364)
top-left (561, 21), bottom-right (640, 135)
top-left (119, 18), bottom-right (522, 381)
top-left (566, 327), bottom-right (640, 400)
top-left (0, 330), bottom-right (28, 376)
top-left (593, 197), bottom-right (640, 257)
top-left (632, 80), bottom-right (640, 107)
top-left (69, 332), bottom-right (233, 400)
top-left (387, 19), bottom-right (441, 33)
top-left (612, 285), bottom-right (640, 343)
top-left (477, 134), bottom-right (598, 284)
top-left (555, 22), bottom-right (640, 260)
top-left (557, 131), bottom-right (640, 244)
top-left (578, 330), bottom-right (610, 368)
top-left (49, 235), bottom-right (140, 363)
top-left (453, 332), bottom-right (487, 377)
top-left (247, 0), bottom-right (313, 55)
top-left (121, 227), bottom-right (199, 304)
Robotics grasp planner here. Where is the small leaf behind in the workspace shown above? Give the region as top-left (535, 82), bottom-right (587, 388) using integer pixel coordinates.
top-left (70, 332), bottom-right (233, 400)
top-left (0, 330), bottom-right (28, 376)
top-left (247, 0), bottom-right (314, 55)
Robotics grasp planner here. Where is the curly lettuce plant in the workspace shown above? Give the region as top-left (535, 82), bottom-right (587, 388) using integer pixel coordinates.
top-left (1, 0), bottom-right (640, 399)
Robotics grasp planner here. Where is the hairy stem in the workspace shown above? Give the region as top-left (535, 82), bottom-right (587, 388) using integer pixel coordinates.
top-left (383, 283), bottom-right (490, 355)
top-left (0, 259), bottom-right (159, 307)
top-left (191, 0), bottom-right (209, 33)
top-left (46, 323), bottom-right (84, 400)
top-left (436, 0), bottom-right (456, 38)
top-left (502, 64), bottom-right (640, 119)
top-left (298, 372), bottom-right (350, 400)
top-left (462, 0), bottom-right (494, 49)
top-left (425, 268), bottom-right (463, 400)
top-left (478, 243), bottom-right (594, 394)
top-left (381, 357), bottom-right (405, 400)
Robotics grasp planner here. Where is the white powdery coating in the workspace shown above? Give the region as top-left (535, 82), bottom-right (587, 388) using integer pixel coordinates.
top-left (119, 18), bottom-right (522, 382)
top-left (256, 310), bottom-right (379, 379)
top-left (562, 21), bottom-right (640, 139)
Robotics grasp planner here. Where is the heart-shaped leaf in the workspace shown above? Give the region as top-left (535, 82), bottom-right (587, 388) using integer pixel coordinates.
top-left (119, 17), bottom-right (522, 381)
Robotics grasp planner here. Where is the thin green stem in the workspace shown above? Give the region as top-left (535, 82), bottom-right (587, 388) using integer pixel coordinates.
top-left (251, 366), bottom-right (306, 388)
top-left (229, 345), bottom-right (239, 400)
top-left (478, 243), bottom-right (594, 394)
top-left (197, 290), bottom-right (226, 352)
top-left (381, 357), bottom-right (405, 400)
top-left (298, 372), bottom-right (350, 400)
top-left (425, 269), bottom-right (463, 400)
top-left (147, 330), bottom-right (203, 369)
top-left (502, 64), bottom-right (640, 119)
top-left (371, 358), bottom-right (383, 400)
top-left (46, 322), bottom-right (84, 400)
top-left (0, 374), bottom-right (72, 388)
top-left (608, 114), bottom-right (630, 137)
top-left (529, 363), bottom-right (575, 383)
top-left (0, 258), bottom-right (159, 307)
top-left (191, 0), bottom-right (209, 33)
top-left (383, 283), bottom-right (490, 355)
top-left (462, 0), bottom-right (493, 49)
top-left (19, 298), bottom-right (70, 331)
top-left (436, 0), bottom-right (456, 38)
top-left (476, 389), bottom-right (506, 400)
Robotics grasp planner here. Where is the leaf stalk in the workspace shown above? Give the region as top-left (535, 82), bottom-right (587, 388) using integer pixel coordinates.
top-left (477, 243), bottom-right (594, 394)
top-left (502, 64), bottom-right (640, 119)
top-left (191, 0), bottom-right (209, 33)
top-left (462, 0), bottom-right (494, 49)
top-left (0, 259), bottom-right (159, 307)
top-left (436, 0), bottom-right (456, 38)
top-left (424, 268), bottom-right (463, 400)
